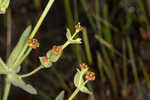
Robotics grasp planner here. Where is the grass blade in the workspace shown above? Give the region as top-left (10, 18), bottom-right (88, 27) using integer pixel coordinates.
top-left (127, 37), bottom-right (144, 100)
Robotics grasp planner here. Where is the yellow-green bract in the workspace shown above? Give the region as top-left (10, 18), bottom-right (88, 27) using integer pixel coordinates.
top-left (0, 0), bottom-right (10, 14)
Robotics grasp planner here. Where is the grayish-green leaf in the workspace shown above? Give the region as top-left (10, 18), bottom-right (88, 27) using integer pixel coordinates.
top-left (74, 68), bottom-right (88, 88)
top-left (66, 28), bottom-right (72, 40)
top-left (74, 71), bottom-right (84, 88)
top-left (14, 48), bottom-right (32, 72)
top-left (8, 73), bottom-right (37, 94)
top-left (55, 90), bottom-right (65, 100)
top-left (0, 58), bottom-right (8, 74)
top-left (80, 85), bottom-right (92, 95)
top-left (70, 38), bottom-right (82, 44)
top-left (7, 26), bottom-right (31, 68)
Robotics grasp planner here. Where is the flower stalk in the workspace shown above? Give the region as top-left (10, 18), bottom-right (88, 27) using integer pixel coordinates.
top-left (19, 66), bottom-right (43, 78)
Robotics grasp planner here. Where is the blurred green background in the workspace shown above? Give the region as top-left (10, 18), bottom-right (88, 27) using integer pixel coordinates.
top-left (0, 0), bottom-right (150, 100)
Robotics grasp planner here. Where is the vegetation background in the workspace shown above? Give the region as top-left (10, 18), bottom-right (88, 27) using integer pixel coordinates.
top-left (0, 0), bottom-right (150, 100)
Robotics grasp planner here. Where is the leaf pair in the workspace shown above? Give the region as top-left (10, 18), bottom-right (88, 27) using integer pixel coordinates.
top-left (66, 28), bottom-right (82, 44)
top-left (0, 26), bottom-right (31, 74)
top-left (74, 68), bottom-right (92, 95)
top-left (0, 26), bottom-right (37, 94)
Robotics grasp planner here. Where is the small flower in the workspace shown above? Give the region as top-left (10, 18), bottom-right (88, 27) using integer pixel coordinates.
top-left (79, 63), bottom-right (88, 69)
top-left (39, 56), bottom-right (52, 68)
top-left (51, 45), bottom-right (62, 55)
top-left (85, 71), bottom-right (95, 81)
top-left (42, 57), bottom-right (50, 65)
top-left (75, 23), bottom-right (83, 32)
top-left (28, 38), bottom-right (40, 49)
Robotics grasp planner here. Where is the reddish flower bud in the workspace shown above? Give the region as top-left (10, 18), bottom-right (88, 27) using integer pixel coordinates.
top-left (79, 63), bottom-right (88, 69)
top-left (75, 23), bottom-right (83, 32)
top-left (39, 56), bottom-right (52, 68)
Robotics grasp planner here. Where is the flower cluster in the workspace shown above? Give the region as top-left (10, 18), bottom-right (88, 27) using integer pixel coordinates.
top-left (40, 45), bottom-right (62, 68)
top-left (30, 24), bottom-right (83, 69)
top-left (73, 63), bottom-right (95, 95)
top-left (79, 63), bottom-right (95, 81)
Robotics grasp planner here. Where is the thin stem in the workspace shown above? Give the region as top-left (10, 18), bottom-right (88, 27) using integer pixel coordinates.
top-left (68, 88), bottom-right (79, 100)
top-left (62, 41), bottom-right (70, 50)
top-left (3, 79), bottom-right (11, 100)
top-left (12, 0), bottom-right (55, 69)
top-left (29, 0), bottom-right (54, 39)
top-left (62, 30), bottom-right (80, 50)
top-left (72, 30), bottom-right (78, 39)
top-left (20, 66), bottom-right (43, 78)
top-left (68, 80), bottom-right (88, 100)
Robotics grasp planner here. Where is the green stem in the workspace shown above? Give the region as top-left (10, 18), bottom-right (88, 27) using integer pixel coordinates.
top-left (3, 79), bottom-right (11, 100)
top-left (68, 80), bottom-right (88, 100)
top-left (62, 41), bottom-right (70, 50)
top-left (12, 0), bottom-right (55, 69)
top-left (62, 30), bottom-right (80, 50)
top-left (29, 0), bottom-right (54, 39)
top-left (19, 66), bottom-right (43, 78)
top-left (68, 88), bottom-right (80, 100)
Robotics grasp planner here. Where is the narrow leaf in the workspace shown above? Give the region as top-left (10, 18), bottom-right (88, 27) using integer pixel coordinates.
top-left (66, 28), bottom-right (72, 40)
top-left (7, 26), bottom-right (31, 68)
top-left (70, 38), bottom-right (82, 44)
top-left (80, 86), bottom-right (92, 95)
top-left (0, 58), bottom-right (8, 74)
top-left (13, 48), bottom-right (32, 71)
top-left (55, 90), bottom-right (65, 100)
